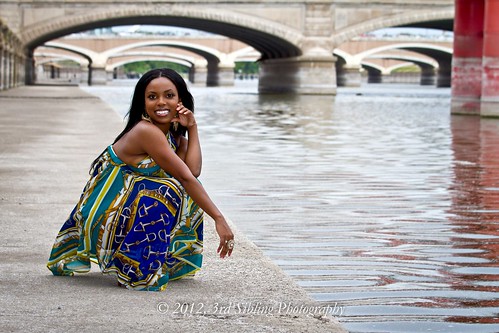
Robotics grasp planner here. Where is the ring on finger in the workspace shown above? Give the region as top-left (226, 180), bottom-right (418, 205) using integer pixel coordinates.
top-left (225, 239), bottom-right (235, 250)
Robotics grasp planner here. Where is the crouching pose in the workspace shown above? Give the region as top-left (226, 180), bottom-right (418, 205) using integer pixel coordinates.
top-left (47, 68), bottom-right (234, 291)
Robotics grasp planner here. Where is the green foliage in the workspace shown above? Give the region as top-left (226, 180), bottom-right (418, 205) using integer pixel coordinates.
top-left (234, 61), bottom-right (259, 74)
top-left (123, 61), bottom-right (189, 75)
top-left (58, 60), bottom-right (80, 68)
top-left (121, 60), bottom-right (259, 79)
top-left (392, 65), bottom-right (421, 73)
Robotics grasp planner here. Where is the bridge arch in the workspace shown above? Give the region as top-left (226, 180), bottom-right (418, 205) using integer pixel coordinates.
top-left (332, 9), bottom-right (454, 46)
top-left (354, 42), bottom-right (452, 87)
top-left (42, 40), bottom-right (232, 86)
top-left (362, 55), bottom-right (438, 85)
top-left (109, 56), bottom-right (194, 81)
top-left (22, 8), bottom-right (305, 87)
top-left (333, 49), bottom-right (353, 66)
top-left (35, 51), bottom-right (196, 76)
top-left (361, 62), bottom-right (385, 73)
top-left (35, 53), bottom-right (88, 67)
top-left (107, 53), bottom-right (198, 82)
top-left (33, 51), bottom-right (88, 83)
top-left (43, 42), bottom-right (97, 62)
top-left (22, 7), bottom-right (303, 61)
top-left (102, 40), bottom-right (227, 86)
top-left (334, 43), bottom-right (445, 87)
top-left (353, 43), bottom-right (452, 62)
top-left (102, 40), bottom-right (222, 64)
top-left (360, 62), bottom-right (385, 83)
top-left (228, 46), bottom-right (260, 62)
top-left (40, 42), bottom-right (96, 85)
top-left (109, 57), bottom-right (193, 72)
top-left (364, 54), bottom-right (438, 69)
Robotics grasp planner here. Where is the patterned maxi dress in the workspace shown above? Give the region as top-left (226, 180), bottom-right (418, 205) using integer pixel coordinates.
top-left (47, 133), bottom-right (203, 291)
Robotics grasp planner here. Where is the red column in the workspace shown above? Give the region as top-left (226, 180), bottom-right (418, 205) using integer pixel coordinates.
top-left (481, 0), bottom-right (499, 117)
top-left (451, 0), bottom-right (485, 115)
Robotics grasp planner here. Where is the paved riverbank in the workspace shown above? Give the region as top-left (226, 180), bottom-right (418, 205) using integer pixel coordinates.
top-left (0, 85), bottom-right (347, 333)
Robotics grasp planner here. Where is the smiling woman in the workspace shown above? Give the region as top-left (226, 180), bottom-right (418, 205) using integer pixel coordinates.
top-left (47, 68), bottom-right (234, 291)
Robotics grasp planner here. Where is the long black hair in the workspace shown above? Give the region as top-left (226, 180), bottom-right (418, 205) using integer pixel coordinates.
top-left (113, 68), bottom-right (194, 143)
top-left (90, 68), bottom-right (194, 174)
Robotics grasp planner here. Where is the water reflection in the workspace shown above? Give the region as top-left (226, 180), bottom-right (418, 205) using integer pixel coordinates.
top-left (446, 116), bottom-right (499, 325)
top-left (202, 85), bottom-right (498, 333)
top-left (82, 82), bottom-right (499, 333)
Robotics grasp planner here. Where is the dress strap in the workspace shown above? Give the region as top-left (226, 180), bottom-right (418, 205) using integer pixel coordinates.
top-left (168, 131), bottom-right (179, 151)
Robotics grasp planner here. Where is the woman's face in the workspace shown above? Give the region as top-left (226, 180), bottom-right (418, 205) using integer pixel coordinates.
top-left (144, 77), bottom-right (180, 127)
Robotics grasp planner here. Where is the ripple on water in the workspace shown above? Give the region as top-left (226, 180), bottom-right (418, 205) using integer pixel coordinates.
top-left (82, 82), bottom-right (499, 333)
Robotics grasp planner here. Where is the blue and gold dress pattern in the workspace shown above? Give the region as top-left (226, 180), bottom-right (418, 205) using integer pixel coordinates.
top-left (47, 133), bottom-right (203, 291)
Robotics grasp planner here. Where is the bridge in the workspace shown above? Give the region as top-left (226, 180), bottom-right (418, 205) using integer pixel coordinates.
top-left (33, 34), bottom-right (453, 88)
top-left (0, 0), bottom-right (454, 93)
top-left (0, 0), bottom-right (497, 116)
top-left (35, 34), bottom-right (257, 87)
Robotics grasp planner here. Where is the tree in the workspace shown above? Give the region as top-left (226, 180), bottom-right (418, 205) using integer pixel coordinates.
top-left (123, 61), bottom-right (189, 76)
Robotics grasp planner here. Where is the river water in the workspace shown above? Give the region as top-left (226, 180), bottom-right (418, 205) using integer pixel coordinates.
top-left (82, 80), bottom-right (499, 333)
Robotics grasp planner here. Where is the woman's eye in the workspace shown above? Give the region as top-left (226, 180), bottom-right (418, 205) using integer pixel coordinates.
top-left (166, 93), bottom-right (174, 98)
top-left (147, 95), bottom-right (156, 100)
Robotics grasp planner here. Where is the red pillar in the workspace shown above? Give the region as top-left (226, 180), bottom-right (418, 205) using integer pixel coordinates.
top-left (451, 0), bottom-right (485, 115)
top-left (481, 0), bottom-right (499, 117)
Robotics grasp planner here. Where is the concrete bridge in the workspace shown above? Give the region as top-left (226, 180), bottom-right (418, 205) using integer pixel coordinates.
top-left (0, 0), bottom-right (454, 94)
top-left (35, 35), bottom-right (256, 87)
top-left (33, 34), bottom-right (453, 88)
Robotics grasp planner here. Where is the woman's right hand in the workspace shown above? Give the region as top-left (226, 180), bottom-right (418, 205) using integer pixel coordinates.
top-left (215, 218), bottom-right (234, 258)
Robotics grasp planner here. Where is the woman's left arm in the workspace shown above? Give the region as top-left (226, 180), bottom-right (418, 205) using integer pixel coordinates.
top-left (175, 103), bottom-right (202, 177)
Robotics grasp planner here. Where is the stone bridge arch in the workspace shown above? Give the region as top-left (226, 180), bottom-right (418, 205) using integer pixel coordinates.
top-left (109, 57), bottom-right (194, 72)
top-left (362, 55), bottom-right (438, 85)
top-left (35, 53), bottom-right (88, 67)
top-left (102, 40), bottom-right (232, 86)
top-left (336, 42), bottom-right (452, 87)
top-left (103, 40), bottom-right (222, 62)
top-left (330, 7), bottom-right (453, 88)
top-left (41, 39), bottom-right (233, 86)
top-left (34, 52), bottom-right (88, 83)
top-left (355, 43), bottom-right (452, 87)
top-left (107, 52), bottom-right (208, 85)
top-left (41, 42), bottom-right (96, 85)
top-left (22, 7), bottom-right (303, 60)
top-left (354, 43), bottom-right (452, 61)
top-left (21, 7), bottom-right (309, 90)
top-left (332, 8), bottom-right (454, 46)
top-left (109, 56), bottom-right (194, 81)
top-left (229, 47), bottom-right (260, 62)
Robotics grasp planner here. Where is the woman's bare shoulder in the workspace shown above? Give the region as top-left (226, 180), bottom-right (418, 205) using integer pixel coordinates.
top-left (130, 120), bottom-right (155, 132)
top-left (115, 121), bottom-right (160, 150)
top-left (126, 121), bottom-right (164, 139)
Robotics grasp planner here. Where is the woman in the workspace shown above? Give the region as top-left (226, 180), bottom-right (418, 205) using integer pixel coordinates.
top-left (47, 68), bottom-right (234, 291)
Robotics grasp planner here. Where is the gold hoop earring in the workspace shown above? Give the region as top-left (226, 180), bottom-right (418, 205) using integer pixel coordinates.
top-left (142, 113), bottom-right (151, 123)
top-left (173, 122), bottom-right (179, 131)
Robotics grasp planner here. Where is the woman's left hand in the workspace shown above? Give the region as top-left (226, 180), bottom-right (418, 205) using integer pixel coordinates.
top-left (174, 103), bottom-right (196, 128)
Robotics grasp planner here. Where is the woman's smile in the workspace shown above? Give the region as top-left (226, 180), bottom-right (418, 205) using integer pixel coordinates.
top-left (155, 109), bottom-right (170, 116)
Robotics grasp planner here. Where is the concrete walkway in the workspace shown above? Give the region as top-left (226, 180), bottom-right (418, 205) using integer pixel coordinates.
top-left (0, 86), bottom-right (347, 333)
